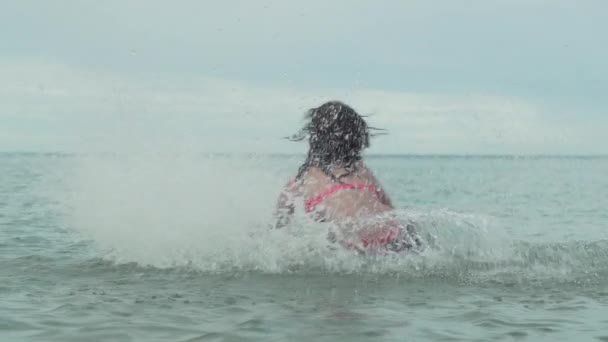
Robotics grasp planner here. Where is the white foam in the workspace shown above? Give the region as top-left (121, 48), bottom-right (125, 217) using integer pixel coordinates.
top-left (60, 152), bottom-right (513, 274)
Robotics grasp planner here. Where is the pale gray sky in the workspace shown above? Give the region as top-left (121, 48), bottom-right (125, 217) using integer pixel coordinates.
top-left (1, 0), bottom-right (606, 154)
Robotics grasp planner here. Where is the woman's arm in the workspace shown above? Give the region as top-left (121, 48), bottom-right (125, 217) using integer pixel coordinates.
top-left (274, 179), bottom-right (298, 228)
top-left (366, 168), bottom-right (394, 208)
top-left (375, 184), bottom-right (394, 208)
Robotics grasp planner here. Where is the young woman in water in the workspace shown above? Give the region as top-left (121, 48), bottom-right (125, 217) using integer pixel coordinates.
top-left (275, 101), bottom-right (420, 253)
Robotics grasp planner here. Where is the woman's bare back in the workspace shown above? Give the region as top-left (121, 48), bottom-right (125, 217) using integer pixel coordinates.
top-left (296, 162), bottom-right (393, 221)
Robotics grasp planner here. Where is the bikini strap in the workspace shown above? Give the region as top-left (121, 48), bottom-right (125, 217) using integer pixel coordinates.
top-left (304, 183), bottom-right (377, 212)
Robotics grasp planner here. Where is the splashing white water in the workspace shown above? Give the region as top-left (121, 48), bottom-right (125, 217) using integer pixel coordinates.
top-left (65, 154), bottom-right (283, 265)
top-left (60, 152), bottom-right (522, 275)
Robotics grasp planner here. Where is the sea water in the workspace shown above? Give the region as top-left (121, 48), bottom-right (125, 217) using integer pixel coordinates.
top-left (1, 153), bottom-right (607, 341)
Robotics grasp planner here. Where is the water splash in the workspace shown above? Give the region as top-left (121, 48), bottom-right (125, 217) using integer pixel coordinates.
top-left (60, 154), bottom-right (608, 284)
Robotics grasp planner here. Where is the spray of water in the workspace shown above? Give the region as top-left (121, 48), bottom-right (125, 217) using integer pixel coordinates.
top-left (60, 153), bottom-right (608, 283)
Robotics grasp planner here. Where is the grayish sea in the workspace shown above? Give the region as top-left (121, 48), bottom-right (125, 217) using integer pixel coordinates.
top-left (2, 153), bottom-right (608, 341)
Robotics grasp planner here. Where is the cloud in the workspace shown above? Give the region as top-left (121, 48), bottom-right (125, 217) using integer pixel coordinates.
top-left (4, 0), bottom-right (606, 97)
top-left (0, 59), bottom-right (605, 154)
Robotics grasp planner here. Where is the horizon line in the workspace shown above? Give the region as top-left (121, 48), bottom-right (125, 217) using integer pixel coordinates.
top-left (1, 151), bottom-right (607, 158)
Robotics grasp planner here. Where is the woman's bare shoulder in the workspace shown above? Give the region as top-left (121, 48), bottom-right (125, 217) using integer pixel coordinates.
top-left (356, 162), bottom-right (378, 181)
top-left (283, 177), bottom-right (302, 194)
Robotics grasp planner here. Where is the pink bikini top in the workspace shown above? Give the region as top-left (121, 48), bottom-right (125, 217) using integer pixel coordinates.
top-left (303, 182), bottom-right (378, 213)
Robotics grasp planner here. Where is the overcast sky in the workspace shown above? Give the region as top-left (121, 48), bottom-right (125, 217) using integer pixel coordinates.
top-left (1, 0), bottom-right (606, 154)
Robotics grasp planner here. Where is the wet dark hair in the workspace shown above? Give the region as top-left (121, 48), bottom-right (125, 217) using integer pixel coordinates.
top-left (287, 101), bottom-right (384, 182)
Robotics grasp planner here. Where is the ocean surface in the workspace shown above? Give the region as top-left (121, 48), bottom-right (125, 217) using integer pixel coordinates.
top-left (1, 153), bottom-right (608, 341)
